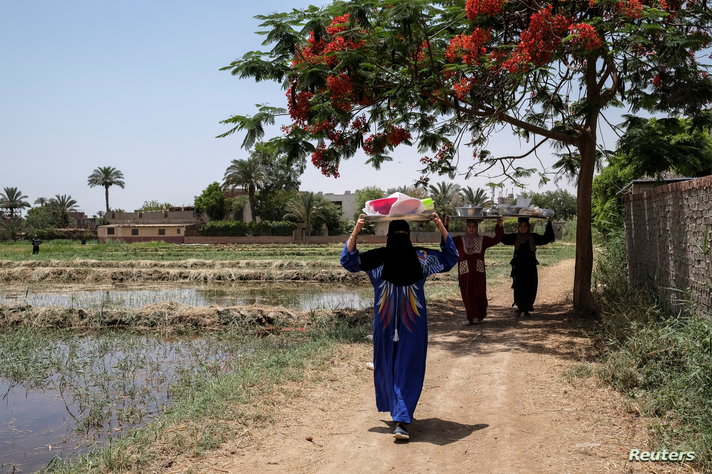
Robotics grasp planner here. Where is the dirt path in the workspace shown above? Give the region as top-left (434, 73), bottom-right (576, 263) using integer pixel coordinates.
top-left (165, 259), bottom-right (695, 473)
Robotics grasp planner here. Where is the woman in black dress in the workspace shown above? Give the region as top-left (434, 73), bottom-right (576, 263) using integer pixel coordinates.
top-left (501, 217), bottom-right (555, 317)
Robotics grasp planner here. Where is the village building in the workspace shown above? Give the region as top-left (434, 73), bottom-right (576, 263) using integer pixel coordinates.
top-left (97, 208), bottom-right (201, 243)
top-left (318, 190), bottom-right (357, 220)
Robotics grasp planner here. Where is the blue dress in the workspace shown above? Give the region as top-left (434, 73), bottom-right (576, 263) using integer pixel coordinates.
top-left (340, 235), bottom-right (459, 423)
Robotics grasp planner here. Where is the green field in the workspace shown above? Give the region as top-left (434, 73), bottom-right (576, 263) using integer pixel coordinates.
top-left (0, 238), bottom-right (576, 265)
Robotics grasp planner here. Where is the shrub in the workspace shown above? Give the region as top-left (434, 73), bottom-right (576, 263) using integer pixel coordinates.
top-left (199, 220), bottom-right (297, 237)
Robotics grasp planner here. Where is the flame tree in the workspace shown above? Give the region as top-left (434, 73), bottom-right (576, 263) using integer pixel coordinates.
top-left (220, 0), bottom-right (712, 315)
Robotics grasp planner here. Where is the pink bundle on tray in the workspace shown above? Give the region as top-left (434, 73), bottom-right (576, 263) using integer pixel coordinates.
top-left (363, 193), bottom-right (434, 216)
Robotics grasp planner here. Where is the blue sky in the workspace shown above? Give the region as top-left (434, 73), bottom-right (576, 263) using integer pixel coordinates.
top-left (1, 1), bottom-right (580, 216)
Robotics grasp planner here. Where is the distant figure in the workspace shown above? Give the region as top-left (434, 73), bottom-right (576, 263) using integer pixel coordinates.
top-left (31, 236), bottom-right (42, 255)
top-left (452, 217), bottom-right (504, 324)
top-left (501, 217), bottom-right (555, 317)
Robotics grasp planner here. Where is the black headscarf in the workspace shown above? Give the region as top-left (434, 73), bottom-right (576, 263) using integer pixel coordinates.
top-left (359, 220), bottom-right (424, 286)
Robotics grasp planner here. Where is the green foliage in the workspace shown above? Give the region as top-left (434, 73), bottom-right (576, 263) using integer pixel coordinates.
top-left (591, 154), bottom-right (636, 236)
top-left (0, 187), bottom-right (30, 219)
top-left (354, 186), bottom-right (384, 219)
top-left (226, 195), bottom-right (249, 221)
top-left (428, 182), bottom-right (461, 217)
top-left (594, 233), bottom-right (712, 466)
top-left (31, 228), bottom-right (95, 240)
top-left (87, 166), bottom-right (126, 213)
top-left (592, 115), bottom-right (712, 236)
top-left (313, 197), bottom-right (343, 235)
top-left (194, 183), bottom-right (228, 221)
top-left (48, 194), bottom-right (79, 228)
top-left (524, 189), bottom-right (577, 220)
top-left (0, 217), bottom-right (23, 241)
top-left (283, 192), bottom-right (326, 236)
top-left (199, 220), bottom-right (297, 237)
top-left (618, 114), bottom-right (712, 178)
top-left (256, 189), bottom-right (299, 222)
top-left (24, 205), bottom-right (60, 232)
top-left (460, 186), bottom-right (489, 206)
top-left (138, 200), bottom-right (172, 212)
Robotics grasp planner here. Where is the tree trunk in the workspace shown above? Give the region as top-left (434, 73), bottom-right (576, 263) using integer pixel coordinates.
top-left (248, 186), bottom-right (256, 224)
top-left (573, 134), bottom-right (601, 317)
top-left (105, 186), bottom-right (110, 214)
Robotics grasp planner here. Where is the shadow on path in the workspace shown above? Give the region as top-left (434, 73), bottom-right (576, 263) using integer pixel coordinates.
top-left (426, 297), bottom-right (599, 362)
top-left (368, 418), bottom-right (489, 445)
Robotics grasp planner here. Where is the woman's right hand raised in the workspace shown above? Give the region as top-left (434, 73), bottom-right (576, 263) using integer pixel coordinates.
top-left (353, 214), bottom-right (366, 236)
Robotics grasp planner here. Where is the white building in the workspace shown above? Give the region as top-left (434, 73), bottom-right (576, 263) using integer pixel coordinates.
top-left (318, 191), bottom-right (357, 221)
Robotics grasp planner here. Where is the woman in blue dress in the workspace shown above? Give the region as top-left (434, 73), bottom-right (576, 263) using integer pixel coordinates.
top-left (341, 213), bottom-right (458, 440)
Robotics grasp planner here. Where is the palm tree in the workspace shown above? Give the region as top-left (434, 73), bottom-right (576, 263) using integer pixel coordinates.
top-left (485, 182), bottom-right (505, 203)
top-left (87, 166), bottom-right (125, 214)
top-left (0, 216), bottom-right (23, 241)
top-left (0, 187), bottom-right (30, 218)
top-left (34, 197), bottom-right (49, 206)
top-left (223, 154), bottom-right (267, 221)
top-left (428, 182), bottom-right (461, 216)
top-left (283, 192), bottom-right (324, 242)
top-left (386, 185), bottom-right (428, 199)
top-left (460, 186), bottom-right (489, 206)
top-left (49, 194), bottom-right (78, 228)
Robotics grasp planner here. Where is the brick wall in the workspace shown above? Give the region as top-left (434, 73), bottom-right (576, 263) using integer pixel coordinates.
top-left (622, 175), bottom-right (712, 313)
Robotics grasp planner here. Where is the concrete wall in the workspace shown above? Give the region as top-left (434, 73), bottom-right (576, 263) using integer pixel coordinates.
top-left (319, 191), bottom-right (357, 221)
top-left (98, 224), bottom-right (197, 243)
top-left (622, 175), bottom-right (712, 313)
top-left (107, 210), bottom-right (200, 225)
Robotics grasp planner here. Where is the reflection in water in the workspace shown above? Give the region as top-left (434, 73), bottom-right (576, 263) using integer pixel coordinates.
top-left (0, 283), bottom-right (372, 311)
top-left (0, 333), bottom-right (246, 473)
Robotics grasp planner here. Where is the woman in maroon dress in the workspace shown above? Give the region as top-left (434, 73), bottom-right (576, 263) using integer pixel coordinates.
top-left (452, 218), bottom-right (504, 324)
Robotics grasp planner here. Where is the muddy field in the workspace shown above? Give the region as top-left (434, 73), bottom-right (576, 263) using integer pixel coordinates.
top-left (0, 302), bottom-right (371, 331)
top-left (0, 258), bottom-right (463, 285)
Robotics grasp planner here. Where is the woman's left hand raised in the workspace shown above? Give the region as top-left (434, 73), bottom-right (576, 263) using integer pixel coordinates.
top-left (432, 213), bottom-right (448, 237)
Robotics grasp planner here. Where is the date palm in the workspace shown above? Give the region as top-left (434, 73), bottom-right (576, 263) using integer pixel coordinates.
top-left (0, 187), bottom-right (30, 218)
top-left (428, 182), bottom-right (461, 217)
top-left (283, 192), bottom-right (324, 241)
top-left (0, 216), bottom-right (23, 241)
top-left (460, 186), bottom-right (488, 207)
top-left (223, 154), bottom-right (267, 221)
top-left (87, 166), bottom-right (125, 214)
top-left (49, 194), bottom-right (78, 228)
top-left (386, 185), bottom-right (428, 199)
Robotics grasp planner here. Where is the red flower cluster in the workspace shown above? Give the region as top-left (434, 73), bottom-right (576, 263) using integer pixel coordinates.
top-left (326, 14), bottom-right (350, 35)
top-left (453, 77), bottom-right (475, 99)
top-left (502, 6), bottom-right (569, 73)
top-left (616, 0), bottom-right (643, 18)
top-left (311, 144), bottom-right (340, 178)
top-left (435, 143), bottom-right (453, 162)
top-left (326, 73), bottom-right (354, 112)
top-left (362, 134), bottom-right (385, 156)
top-left (386, 126), bottom-right (411, 146)
top-left (286, 87), bottom-right (314, 125)
top-left (351, 115), bottom-right (369, 132)
top-left (653, 73), bottom-right (662, 87)
top-left (502, 50), bottom-right (532, 74)
top-left (659, 0), bottom-right (682, 10)
top-left (568, 23), bottom-right (602, 50)
top-left (446, 28), bottom-right (491, 66)
top-left (465, 0), bottom-right (506, 20)
top-left (362, 126), bottom-right (411, 155)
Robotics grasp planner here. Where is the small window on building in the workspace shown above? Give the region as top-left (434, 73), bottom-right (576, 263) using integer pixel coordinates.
top-left (107, 228), bottom-right (115, 235)
top-left (177, 228), bottom-right (182, 234)
top-left (131, 229), bottom-right (139, 236)
top-left (158, 228), bottom-right (166, 236)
